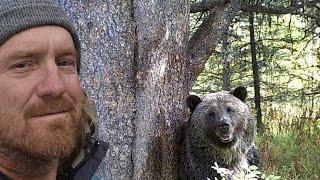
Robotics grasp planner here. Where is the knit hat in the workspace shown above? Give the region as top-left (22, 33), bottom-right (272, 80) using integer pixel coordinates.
top-left (0, 0), bottom-right (81, 72)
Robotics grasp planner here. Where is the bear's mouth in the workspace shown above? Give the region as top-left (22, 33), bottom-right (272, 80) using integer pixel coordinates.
top-left (219, 133), bottom-right (234, 143)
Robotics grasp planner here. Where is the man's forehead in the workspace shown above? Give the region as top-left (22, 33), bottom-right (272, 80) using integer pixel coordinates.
top-left (0, 26), bottom-right (77, 55)
top-left (5, 26), bottom-right (73, 44)
top-left (4, 38), bottom-right (44, 53)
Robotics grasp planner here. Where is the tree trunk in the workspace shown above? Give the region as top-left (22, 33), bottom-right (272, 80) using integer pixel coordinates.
top-left (222, 32), bottom-right (231, 91)
top-left (56, 1), bottom-right (136, 179)
top-left (132, 0), bottom-right (189, 179)
top-left (249, 11), bottom-right (264, 131)
top-left (57, 0), bottom-right (239, 179)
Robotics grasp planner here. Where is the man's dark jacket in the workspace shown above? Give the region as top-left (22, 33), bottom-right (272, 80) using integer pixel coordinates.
top-left (57, 140), bottom-right (108, 180)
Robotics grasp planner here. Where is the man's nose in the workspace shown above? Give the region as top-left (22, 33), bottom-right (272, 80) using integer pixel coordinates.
top-left (36, 61), bottom-right (65, 99)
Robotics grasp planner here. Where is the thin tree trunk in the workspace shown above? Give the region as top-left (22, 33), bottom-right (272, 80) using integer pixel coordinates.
top-left (222, 32), bottom-right (231, 91)
top-left (249, 11), bottom-right (264, 131)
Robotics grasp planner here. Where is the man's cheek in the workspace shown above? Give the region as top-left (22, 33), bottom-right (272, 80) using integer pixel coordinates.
top-left (65, 75), bottom-right (81, 95)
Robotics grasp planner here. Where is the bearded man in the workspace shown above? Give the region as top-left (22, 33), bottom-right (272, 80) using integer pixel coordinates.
top-left (0, 0), bottom-right (108, 179)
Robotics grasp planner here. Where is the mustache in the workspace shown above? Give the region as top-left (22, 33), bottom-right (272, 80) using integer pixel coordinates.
top-left (24, 99), bottom-right (75, 119)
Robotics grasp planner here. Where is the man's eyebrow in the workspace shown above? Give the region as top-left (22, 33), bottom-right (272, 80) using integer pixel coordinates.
top-left (57, 47), bottom-right (78, 57)
top-left (7, 49), bottom-right (43, 59)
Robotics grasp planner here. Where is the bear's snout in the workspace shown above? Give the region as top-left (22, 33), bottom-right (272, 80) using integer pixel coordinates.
top-left (216, 118), bottom-right (235, 143)
top-left (218, 120), bottom-right (231, 132)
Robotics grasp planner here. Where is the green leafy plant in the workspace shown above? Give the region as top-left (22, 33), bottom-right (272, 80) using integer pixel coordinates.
top-left (208, 162), bottom-right (281, 180)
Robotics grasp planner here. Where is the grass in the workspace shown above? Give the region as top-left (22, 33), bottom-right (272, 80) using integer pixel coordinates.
top-left (255, 104), bottom-right (320, 179)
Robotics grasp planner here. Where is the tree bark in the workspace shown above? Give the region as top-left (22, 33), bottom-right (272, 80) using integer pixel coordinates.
top-left (56, 1), bottom-right (136, 179)
top-left (249, 11), bottom-right (264, 131)
top-left (222, 32), bottom-right (231, 91)
top-left (132, 0), bottom-right (189, 179)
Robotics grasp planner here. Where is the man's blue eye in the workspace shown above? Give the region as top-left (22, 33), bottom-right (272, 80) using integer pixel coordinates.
top-left (13, 63), bottom-right (27, 68)
top-left (9, 61), bottom-right (34, 74)
top-left (57, 60), bottom-right (75, 67)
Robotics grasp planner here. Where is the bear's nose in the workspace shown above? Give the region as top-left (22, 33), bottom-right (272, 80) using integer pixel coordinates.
top-left (218, 121), bottom-right (230, 132)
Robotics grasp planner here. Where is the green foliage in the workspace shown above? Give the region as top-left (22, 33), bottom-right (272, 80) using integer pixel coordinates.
top-left (191, 12), bottom-right (320, 103)
top-left (209, 162), bottom-right (280, 180)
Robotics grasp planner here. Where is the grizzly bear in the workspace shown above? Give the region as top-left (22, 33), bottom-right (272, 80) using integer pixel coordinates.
top-left (180, 86), bottom-right (260, 179)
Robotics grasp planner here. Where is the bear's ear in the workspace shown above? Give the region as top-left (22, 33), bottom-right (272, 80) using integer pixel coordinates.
top-left (231, 86), bottom-right (247, 102)
top-left (186, 95), bottom-right (202, 112)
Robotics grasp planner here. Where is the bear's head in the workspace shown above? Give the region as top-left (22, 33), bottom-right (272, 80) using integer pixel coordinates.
top-left (186, 86), bottom-right (255, 149)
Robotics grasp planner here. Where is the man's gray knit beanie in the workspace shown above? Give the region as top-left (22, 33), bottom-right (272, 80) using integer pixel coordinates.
top-left (0, 0), bottom-right (81, 72)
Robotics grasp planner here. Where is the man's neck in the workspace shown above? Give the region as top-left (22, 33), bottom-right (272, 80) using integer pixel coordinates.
top-left (0, 146), bottom-right (58, 180)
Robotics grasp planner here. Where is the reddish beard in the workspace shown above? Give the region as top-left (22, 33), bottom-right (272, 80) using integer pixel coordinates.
top-left (0, 97), bottom-right (83, 161)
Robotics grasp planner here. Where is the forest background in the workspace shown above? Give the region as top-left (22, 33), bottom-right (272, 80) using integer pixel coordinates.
top-left (56, 0), bottom-right (320, 179)
top-left (191, 0), bottom-right (320, 179)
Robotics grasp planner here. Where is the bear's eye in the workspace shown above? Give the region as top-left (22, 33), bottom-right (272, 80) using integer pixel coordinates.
top-left (208, 111), bottom-right (215, 118)
top-left (226, 107), bottom-right (233, 113)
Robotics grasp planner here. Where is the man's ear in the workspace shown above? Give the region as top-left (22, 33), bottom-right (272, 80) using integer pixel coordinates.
top-left (186, 95), bottom-right (202, 112)
top-left (231, 86), bottom-right (247, 102)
